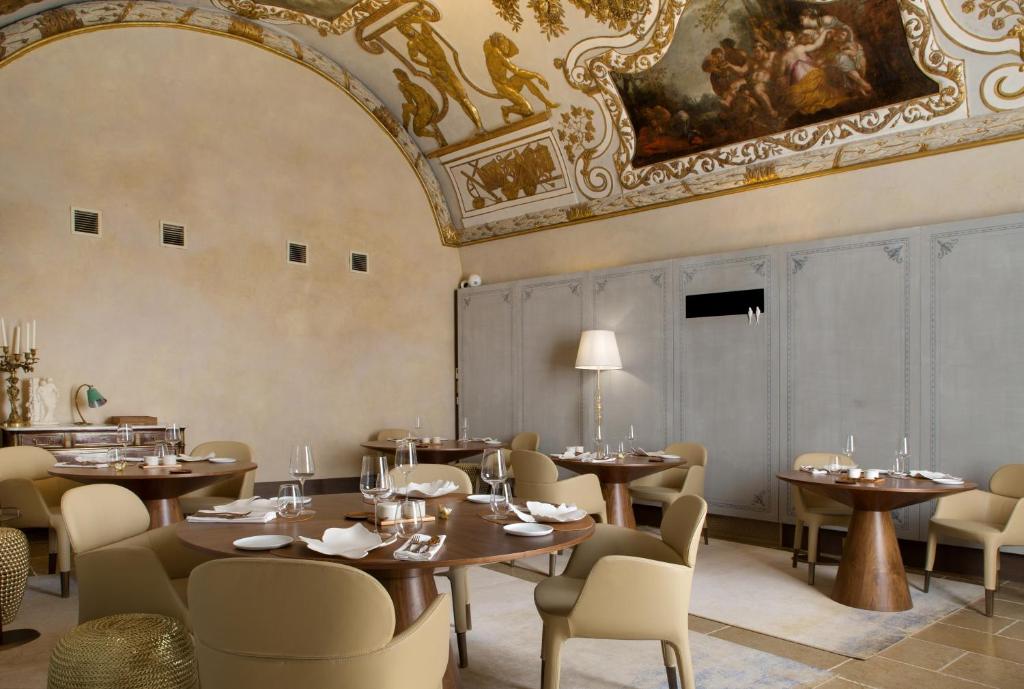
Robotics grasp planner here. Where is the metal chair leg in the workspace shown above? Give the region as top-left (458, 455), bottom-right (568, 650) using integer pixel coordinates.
top-left (985, 589), bottom-right (995, 617)
top-left (923, 571), bottom-right (931, 593)
top-left (48, 553), bottom-right (57, 575)
top-left (548, 552), bottom-right (557, 577)
top-left (808, 562), bottom-right (816, 586)
top-left (457, 631), bottom-right (468, 668)
top-left (60, 572), bottom-right (70, 598)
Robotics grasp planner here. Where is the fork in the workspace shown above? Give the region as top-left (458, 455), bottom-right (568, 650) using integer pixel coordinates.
top-left (413, 535), bottom-right (441, 554)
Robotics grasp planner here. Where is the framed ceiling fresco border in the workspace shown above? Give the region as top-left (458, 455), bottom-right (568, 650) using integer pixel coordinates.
top-left (0, 0), bottom-right (459, 246)
top-left (209, 0), bottom-right (389, 37)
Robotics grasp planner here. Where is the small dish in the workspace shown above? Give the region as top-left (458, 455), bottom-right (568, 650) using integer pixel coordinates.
top-left (466, 494), bottom-right (492, 504)
top-left (233, 535), bottom-right (294, 551)
top-left (484, 440), bottom-right (503, 445)
top-left (208, 457), bottom-right (237, 464)
top-left (932, 478), bottom-right (965, 485)
top-left (503, 523), bottom-right (554, 537)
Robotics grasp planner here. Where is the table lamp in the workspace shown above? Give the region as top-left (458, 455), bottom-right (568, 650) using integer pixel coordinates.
top-left (575, 330), bottom-right (621, 456)
top-left (74, 384), bottom-right (106, 424)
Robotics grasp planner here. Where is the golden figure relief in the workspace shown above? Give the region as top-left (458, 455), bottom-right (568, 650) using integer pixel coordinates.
top-left (397, 15), bottom-right (485, 132)
top-left (33, 7), bottom-right (83, 38)
top-left (484, 32), bottom-right (559, 123)
top-left (395, 68), bottom-right (448, 147)
top-left (461, 140), bottom-right (563, 209)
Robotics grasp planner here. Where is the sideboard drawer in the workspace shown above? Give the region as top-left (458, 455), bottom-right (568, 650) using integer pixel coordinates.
top-left (135, 431), bottom-right (167, 445)
top-left (71, 432), bottom-right (120, 447)
top-left (17, 432), bottom-right (65, 448)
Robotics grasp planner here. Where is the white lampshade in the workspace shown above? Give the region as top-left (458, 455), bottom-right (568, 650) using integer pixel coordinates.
top-left (575, 330), bottom-right (622, 370)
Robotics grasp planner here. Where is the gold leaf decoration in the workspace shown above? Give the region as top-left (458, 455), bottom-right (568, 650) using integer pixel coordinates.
top-left (33, 7), bottom-right (83, 38)
top-left (557, 105), bottom-right (596, 163)
top-left (491, 0), bottom-right (524, 30)
top-left (528, 0), bottom-right (568, 39)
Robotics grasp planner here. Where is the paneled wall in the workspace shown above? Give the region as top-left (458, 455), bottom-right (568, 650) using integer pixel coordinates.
top-left (456, 213), bottom-right (1024, 536)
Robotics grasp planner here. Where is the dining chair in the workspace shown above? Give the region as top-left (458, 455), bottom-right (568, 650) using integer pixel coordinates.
top-left (0, 446), bottom-right (77, 597)
top-left (510, 450), bottom-right (608, 576)
top-left (534, 494), bottom-right (708, 689)
top-left (510, 432), bottom-right (540, 451)
top-left (790, 452), bottom-right (854, 585)
top-left (179, 441), bottom-right (255, 515)
top-left (377, 428), bottom-right (412, 441)
top-left (388, 463), bottom-right (474, 668)
top-left (629, 442), bottom-right (709, 544)
top-left (61, 483), bottom-right (218, 626)
top-left (925, 464), bottom-right (1024, 616)
top-left (189, 558), bottom-right (450, 689)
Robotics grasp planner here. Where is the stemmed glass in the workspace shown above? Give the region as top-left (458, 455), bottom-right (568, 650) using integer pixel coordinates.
top-left (842, 434), bottom-right (856, 465)
top-left (116, 424), bottom-right (134, 456)
top-left (414, 416), bottom-right (425, 438)
top-left (480, 449), bottom-right (510, 521)
top-left (394, 439), bottom-right (417, 501)
top-left (627, 424), bottom-right (636, 446)
top-left (290, 444), bottom-right (316, 513)
top-left (165, 423), bottom-right (181, 455)
top-left (360, 455), bottom-right (392, 532)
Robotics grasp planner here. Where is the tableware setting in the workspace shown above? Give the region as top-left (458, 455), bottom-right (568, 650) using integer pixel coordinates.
top-left (232, 534), bottom-right (294, 551)
top-left (503, 522), bottom-right (554, 537)
top-left (393, 533), bottom-right (446, 561)
top-left (910, 470), bottom-right (965, 485)
top-left (394, 479), bottom-right (460, 498)
top-left (471, 436), bottom-right (502, 444)
top-left (628, 448), bottom-right (681, 460)
top-left (208, 457), bottom-right (237, 464)
top-left (176, 453), bottom-right (215, 462)
top-left (512, 501), bottom-right (588, 524)
top-left (466, 494), bottom-right (492, 504)
top-left (188, 509), bottom-right (277, 524)
top-left (300, 523), bottom-right (397, 559)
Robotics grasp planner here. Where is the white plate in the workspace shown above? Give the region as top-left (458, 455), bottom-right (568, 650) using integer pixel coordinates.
top-left (233, 535), bottom-right (294, 551)
top-left (142, 463), bottom-right (177, 469)
top-left (659, 453), bottom-right (680, 460)
top-left (932, 478), bottom-right (965, 485)
top-left (484, 441), bottom-right (503, 445)
top-left (504, 523), bottom-right (554, 537)
top-left (467, 494), bottom-right (492, 504)
top-left (209, 457), bottom-right (237, 464)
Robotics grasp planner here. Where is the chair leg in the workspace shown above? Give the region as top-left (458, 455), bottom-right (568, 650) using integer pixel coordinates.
top-left (702, 525), bottom-right (709, 546)
top-left (923, 571), bottom-right (930, 594)
top-left (661, 641), bottom-right (680, 689)
top-left (548, 552), bottom-right (558, 577)
top-left (806, 525), bottom-right (820, 586)
top-left (792, 520), bottom-right (804, 568)
top-left (985, 589), bottom-right (995, 617)
top-left (48, 553), bottom-right (57, 575)
top-left (60, 572), bottom-right (70, 599)
top-left (983, 544), bottom-right (1000, 617)
top-left (669, 635), bottom-right (695, 689)
top-left (540, 623), bottom-right (566, 689)
top-left (457, 631), bottom-right (468, 668)
top-left (924, 530), bottom-right (938, 593)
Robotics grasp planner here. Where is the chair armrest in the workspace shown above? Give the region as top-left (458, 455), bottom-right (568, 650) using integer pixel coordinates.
top-left (520, 474), bottom-right (606, 518)
top-left (933, 489), bottom-right (1016, 524)
top-left (631, 467), bottom-right (687, 490)
top-left (0, 477), bottom-right (51, 526)
top-left (143, 525), bottom-right (224, 580)
top-left (342, 594), bottom-right (451, 689)
top-left (568, 555), bottom-right (693, 639)
top-left (563, 524), bottom-right (680, 579)
top-left (76, 546), bottom-right (190, 626)
top-left (1003, 498), bottom-right (1024, 541)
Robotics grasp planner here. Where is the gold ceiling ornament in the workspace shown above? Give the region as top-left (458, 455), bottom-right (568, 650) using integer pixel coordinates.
top-left (491, 0), bottom-right (648, 39)
top-left (485, 32), bottom-right (559, 123)
top-left (491, 0), bottom-right (524, 31)
top-left (33, 6), bottom-right (83, 38)
top-left (460, 139), bottom-right (564, 210)
top-left (743, 162), bottom-right (778, 185)
top-left (556, 104), bottom-right (595, 163)
top-left (395, 67), bottom-right (448, 147)
top-left (210, 0), bottom-right (388, 37)
top-left (529, 0), bottom-right (568, 39)
top-left (227, 17), bottom-right (264, 43)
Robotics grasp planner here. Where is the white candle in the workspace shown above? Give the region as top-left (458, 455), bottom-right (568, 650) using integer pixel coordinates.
top-left (31, 320), bottom-right (36, 349)
top-left (0, 318), bottom-right (5, 348)
top-left (13, 325), bottom-right (20, 354)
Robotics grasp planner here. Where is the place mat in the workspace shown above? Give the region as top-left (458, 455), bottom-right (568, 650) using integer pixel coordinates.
top-left (477, 513), bottom-right (593, 532)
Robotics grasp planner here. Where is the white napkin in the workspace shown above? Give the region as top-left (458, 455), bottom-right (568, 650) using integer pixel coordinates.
top-left (396, 480), bottom-right (459, 498)
top-left (300, 523), bottom-right (392, 559)
top-left (472, 437), bottom-right (500, 443)
top-left (514, 501), bottom-right (587, 523)
top-left (393, 534), bottom-right (446, 561)
top-left (800, 466), bottom-right (828, 475)
top-left (586, 456), bottom-right (617, 463)
top-left (213, 497), bottom-right (310, 513)
top-left (55, 461), bottom-right (109, 469)
top-left (179, 453), bottom-right (215, 462)
top-left (911, 470), bottom-right (964, 483)
top-left (186, 511), bottom-right (276, 524)
top-left (75, 454), bottom-right (113, 464)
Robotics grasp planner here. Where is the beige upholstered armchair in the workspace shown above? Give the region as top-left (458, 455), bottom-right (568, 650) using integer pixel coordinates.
top-left (377, 428), bottom-right (411, 441)
top-left (790, 452), bottom-right (853, 585)
top-left (0, 446), bottom-right (77, 597)
top-left (510, 432), bottom-right (540, 451)
top-left (925, 464), bottom-right (1024, 616)
top-left (61, 484), bottom-right (218, 625)
top-left (189, 558), bottom-right (450, 689)
top-left (630, 442), bottom-right (708, 544)
top-left (534, 495), bottom-right (707, 689)
top-left (178, 441), bottom-right (256, 515)
top-left (388, 463), bottom-right (475, 668)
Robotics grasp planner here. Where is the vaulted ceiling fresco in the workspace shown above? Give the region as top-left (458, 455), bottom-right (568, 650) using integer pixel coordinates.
top-left (2, 0), bottom-right (1023, 246)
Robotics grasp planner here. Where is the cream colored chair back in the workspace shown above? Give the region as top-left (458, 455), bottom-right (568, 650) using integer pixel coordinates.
top-left (377, 428), bottom-right (411, 441)
top-left (664, 443), bottom-right (708, 468)
top-left (0, 446), bottom-right (63, 527)
top-left (660, 495), bottom-right (708, 567)
top-left (679, 465), bottom-right (705, 500)
top-left (792, 452), bottom-right (852, 512)
top-left (62, 484), bottom-right (150, 553)
top-left (509, 450), bottom-right (558, 484)
top-left (510, 432), bottom-right (540, 451)
top-left (190, 558), bottom-right (450, 689)
top-left (186, 441), bottom-right (255, 500)
top-left (389, 464), bottom-right (473, 493)
top-left (634, 443), bottom-right (708, 492)
top-left (991, 464), bottom-right (1024, 499)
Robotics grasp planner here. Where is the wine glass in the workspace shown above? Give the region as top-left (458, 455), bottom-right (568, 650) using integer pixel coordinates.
top-left (459, 417), bottom-right (469, 442)
top-left (627, 424), bottom-right (636, 446)
top-left (290, 444), bottom-right (316, 510)
top-left (480, 449), bottom-right (509, 521)
top-left (277, 484), bottom-right (304, 520)
top-left (394, 439), bottom-right (417, 500)
top-left (842, 434), bottom-right (855, 465)
top-left (396, 500), bottom-right (424, 540)
top-left (414, 416), bottom-right (425, 438)
top-left (360, 455), bottom-right (392, 532)
top-left (116, 424), bottom-right (134, 453)
top-left (165, 423), bottom-right (181, 454)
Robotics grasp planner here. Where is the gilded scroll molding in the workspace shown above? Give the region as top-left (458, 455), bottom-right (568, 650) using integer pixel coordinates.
top-left (0, 0), bottom-right (458, 246)
top-left (210, 0), bottom-right (388, 36)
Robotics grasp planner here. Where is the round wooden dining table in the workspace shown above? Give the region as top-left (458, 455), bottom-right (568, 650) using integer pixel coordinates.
top-left (48, 460), bottom-right (257, 529)
top-left (176, 492), bottom-right (594, 689)
top-left (360, 439), bottom-right (504, 464)
top-left (552, 454), bottom-right (684, 528)
top-left (777, 470), bottom-right (975, 611)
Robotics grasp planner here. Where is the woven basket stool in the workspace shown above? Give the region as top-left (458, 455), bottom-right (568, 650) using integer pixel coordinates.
top-left (1, 525), bottom-right (39, 649)
top-left (48, 614), bottom-right (197, 689)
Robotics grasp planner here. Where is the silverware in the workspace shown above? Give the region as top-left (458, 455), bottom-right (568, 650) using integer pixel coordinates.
top-left (195, 511), bottom-right (251, 519)
top-left (413, 535), bottom-right (441, 554)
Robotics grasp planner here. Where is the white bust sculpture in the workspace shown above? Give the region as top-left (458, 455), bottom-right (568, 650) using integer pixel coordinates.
top-left (28, 377), bottom-right (59, 425)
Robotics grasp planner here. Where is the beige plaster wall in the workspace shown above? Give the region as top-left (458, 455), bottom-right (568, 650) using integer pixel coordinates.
top-left (458, 138), bottom-right (1024, 282)
top-left (0, 28), bottom-right (461, 481)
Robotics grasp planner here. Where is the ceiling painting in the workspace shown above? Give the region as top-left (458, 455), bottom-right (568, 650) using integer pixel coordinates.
top-left (1, 0), bottom-right (1023, 246)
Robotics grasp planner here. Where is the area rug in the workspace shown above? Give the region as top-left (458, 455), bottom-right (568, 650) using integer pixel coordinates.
top-left (688, 539), bottom-right (983, 659)
top-left (441, 566), bottom-right (830, 689)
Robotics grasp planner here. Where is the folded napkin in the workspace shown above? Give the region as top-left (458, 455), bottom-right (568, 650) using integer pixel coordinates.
top-left (178, 453), bottom-right (215, 462)
top-left (911, 470), bottom-right (964, 483)
top-left (213, 497), bottom-right (310, 513)
top-left (472, 437), bottom-right (501, 443)
top-left (587, 456), bottom-right (617, 463)
top-left (300, 524), bottom-right (392, 558)
top-left (55, 461), bottom-right (109, 469)
top-left (75, 454), bottom-right (115, 464)
top-left (187, 511), bottom-right (276, 524)
top-left (396, 480), bottom-right (459, 498)
top-left (800, 466), bottom-right (828, 475)
top-left (393, 534), bottom-right (446, 561)
top-left (513, 501), bottom-right (587, 523)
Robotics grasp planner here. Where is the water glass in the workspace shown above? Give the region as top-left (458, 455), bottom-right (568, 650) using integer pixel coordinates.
top-left (394, 440), bottom-right (417, 498)
top-left (480, 449), bottom-right (509, 521)
top-left (277, 484), bottom-right (304, 519)
top-left (395, 500), bottom-right (425, 540)
top-left (627, 424), bottom-right (636, 443)
top-left (109, 447), bottom-right (126, 472)
top-left (460, 417), bottom-right (469, 441)
top-left (893, 436), bottom-right (910, 476)
top-left (360, 455), bottom-right (392, 532)
top-left (827, 454), bottom-right (844, 473)
top-left (290, 444), bottom-right (316, 499)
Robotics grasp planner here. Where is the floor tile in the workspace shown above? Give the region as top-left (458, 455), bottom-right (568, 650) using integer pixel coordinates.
top-left (987, 599), bottom-right (1024, 621)
top-left (913, 623), bottom-right (1024, 664)
top-left (878, 637), bottom-right (965, 671)
top-left (810, 679), bottom-right (873, 689)
top-left (941, 609), bottom-right (1018, 634)
top-left (834, 656), bottom-right (993, 689)
top-left (709, 626), bottom-right (846, 670)
top-left (998, 621), bottom-right (1024, 640)
top-left (943, 652), bottom-right (1024, 689)
top-left (995, 583), bottom-right (1024, 604)
top-left (688, 615), bottom-right (727, 634)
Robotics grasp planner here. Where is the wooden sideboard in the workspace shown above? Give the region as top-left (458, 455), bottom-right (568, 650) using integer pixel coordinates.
top-left (1, 424), bottom-right (185, 460)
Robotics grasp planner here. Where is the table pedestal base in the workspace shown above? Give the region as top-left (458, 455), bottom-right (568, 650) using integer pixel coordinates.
top-left (832, 509), bottom-right (912, 612)
top-left (374, 568), bottom-right (460, 689)
top-left (602, 482), bottom-right (635, 529)
top-left (144, 498), bottom-right (183, 529)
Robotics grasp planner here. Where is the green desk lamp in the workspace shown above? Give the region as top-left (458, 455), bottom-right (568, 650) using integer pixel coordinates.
top-left (73, 384), bottom-right (106, 424)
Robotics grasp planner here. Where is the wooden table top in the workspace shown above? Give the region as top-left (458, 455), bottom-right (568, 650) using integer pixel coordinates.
top-left (361, 440), bottom-right (504, 453)
top-left (777, 470), bottom-right (976, 511)
top-left (552, 454), bottom-right (683, 483)
top-left (176, 492), bottom-right (594, 571)
top-left (49, 460), bottom-right (256, 482)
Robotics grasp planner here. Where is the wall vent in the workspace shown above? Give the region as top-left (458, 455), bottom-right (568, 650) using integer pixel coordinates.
top-left (71, 207), bottom-right (101, 237)
top-left (350, 251), bottom-right (368, 273)
top-left (160, 222), bottom-right (186, 248)
top-left (288, 241), bottom-right (308, 265)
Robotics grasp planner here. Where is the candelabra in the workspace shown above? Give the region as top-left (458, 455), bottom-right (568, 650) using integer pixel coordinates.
top-left (1, 347), bottom-right (38, 428)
